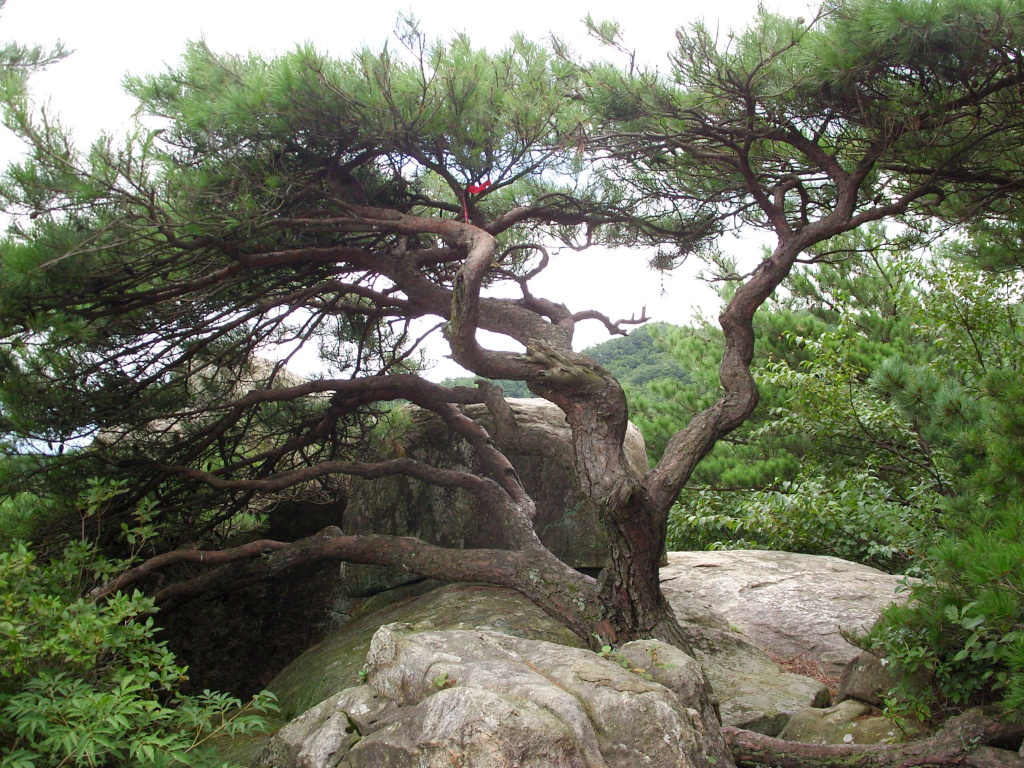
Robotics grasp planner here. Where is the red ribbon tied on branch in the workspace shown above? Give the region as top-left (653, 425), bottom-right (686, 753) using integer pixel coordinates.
top-left (462, 179), bottom-right (492, 222)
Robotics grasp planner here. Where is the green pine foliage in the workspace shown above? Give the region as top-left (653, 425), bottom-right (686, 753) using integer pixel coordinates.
top-left (649, 235), bottom-right (947, 574)
top-left (655, 240), bottom-right (1024, 717)
top-left (857, 254), bottom-right (1024, 722)
top-left (857, 496), bottom-right (1024, 722)
top-left (0, 21), bottom-right (611, 534)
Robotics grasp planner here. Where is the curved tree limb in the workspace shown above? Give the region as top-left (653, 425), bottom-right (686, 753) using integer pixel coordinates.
top-left (723, 708), bottom-right (1024, 768)
top-left (571, 307), bottom-right (651, 336)
top-left (89, 538), bottom-right (292, 600)
top-left (90, 526), bottom-right (609, 649)
top-left (477, 380), bottom-right (572, 461)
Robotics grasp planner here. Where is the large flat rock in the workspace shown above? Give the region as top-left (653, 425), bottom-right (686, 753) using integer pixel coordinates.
top-left (663, 585), bottom-right (829, 734)
top-left (267, 582), bottom-right (584, 721)
top-left (661, 550), bottom-right (913, 676)
top-left (258, 627), bottom-right (733, 768)
top-left (266, 580), bottom-right (826, 737)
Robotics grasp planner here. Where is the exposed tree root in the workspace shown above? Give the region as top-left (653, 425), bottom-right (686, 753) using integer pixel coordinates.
top-left (724, 708), bottom-right (1024, 768)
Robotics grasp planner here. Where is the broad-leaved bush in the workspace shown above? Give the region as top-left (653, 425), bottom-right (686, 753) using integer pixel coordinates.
top-left (0, 540), bottom-right (277, 767)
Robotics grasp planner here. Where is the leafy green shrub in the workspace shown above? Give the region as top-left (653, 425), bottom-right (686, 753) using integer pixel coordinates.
top-left (0, 540), bottom-right (277, 767)
top-left (856, 503), bottom-right (1024, 723)
top-left (667, 472), bottom-right (940, 574)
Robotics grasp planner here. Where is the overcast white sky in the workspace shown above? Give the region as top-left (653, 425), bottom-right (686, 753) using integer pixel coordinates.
top-left (0, 0), bottom-right (813, 379)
